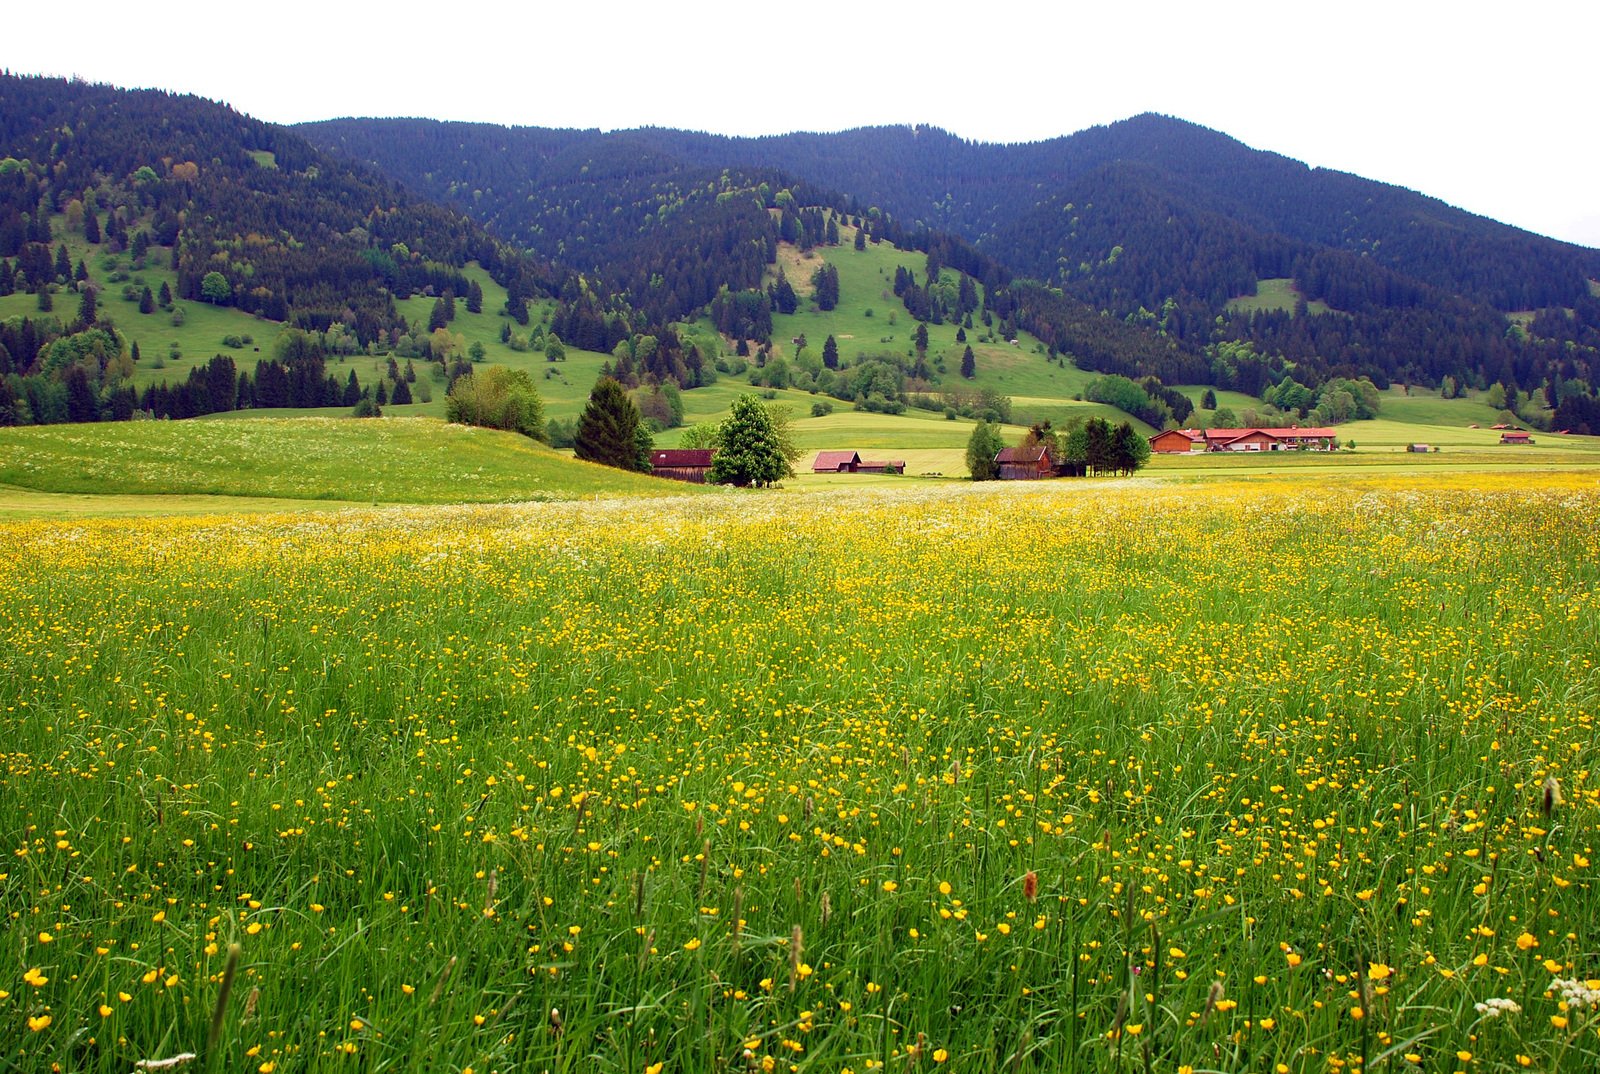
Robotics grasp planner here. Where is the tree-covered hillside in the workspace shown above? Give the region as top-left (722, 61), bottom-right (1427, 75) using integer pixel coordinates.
top-left (301, 114), bottom-right (1600, 414)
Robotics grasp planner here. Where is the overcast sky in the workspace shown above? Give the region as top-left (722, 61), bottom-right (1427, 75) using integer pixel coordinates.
top-left (7, 1), bottom-right (1596, 247)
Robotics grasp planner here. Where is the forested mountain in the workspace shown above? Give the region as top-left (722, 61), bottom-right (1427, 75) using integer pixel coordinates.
top-left (302, 114), bottom-right (1600, 407)
top-left (0, 74), bottom-right (560, 341)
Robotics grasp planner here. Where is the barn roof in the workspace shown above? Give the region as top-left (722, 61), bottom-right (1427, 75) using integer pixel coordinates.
top-left (1204, 427), bottom-right (1337, 441)
top-left (813, 450), bottom-right (861, 470)
top-left (995, 445), bottom-right (1050, 463)
top-left (651, 449), bottom-right (715, 467)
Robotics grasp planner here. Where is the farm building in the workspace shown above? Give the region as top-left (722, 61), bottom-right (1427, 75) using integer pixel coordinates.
top-left (812, 451), bottom-right (905, 475)
top-left (1149, 429), bottom-right (1202, 453)
top-left (649, 449), bottom-right (715, 482)
top-left (995, 444), bottom-right (1055, 480)
top-left (813, 450), bottom-right (862, 473)
top-left (1202, 427), bottom-right (1339, 452)
top-left (1500, 430), bottom-right (1534, 445)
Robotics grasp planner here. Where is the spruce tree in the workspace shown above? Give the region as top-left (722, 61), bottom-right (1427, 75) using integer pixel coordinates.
top-left (960, 345), bottom-right (976, 379)
top-left (822, 335), bottom-right (839, 370)
top-left (466, 280), bottom-right (483, 314)
top-left (574, 376), bottom-right (651, 471)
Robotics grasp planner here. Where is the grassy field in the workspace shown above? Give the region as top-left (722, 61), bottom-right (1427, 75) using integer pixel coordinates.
top-left (2, 473), bottom-right (1597, 1073)
top-left (0, 417), bottom-right (693, 504)
top-left (1225, 277), bottom-right (1333, 316)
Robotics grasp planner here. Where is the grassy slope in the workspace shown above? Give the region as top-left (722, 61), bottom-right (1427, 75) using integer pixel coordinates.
top-left (1226, 277), bottom-right (1332, 316)
top-left (0, 416), bottom-right (693, 503)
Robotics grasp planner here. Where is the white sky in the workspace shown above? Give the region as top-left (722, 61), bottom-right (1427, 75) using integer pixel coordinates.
top-left (7, 1), bottom-right (1597, 248)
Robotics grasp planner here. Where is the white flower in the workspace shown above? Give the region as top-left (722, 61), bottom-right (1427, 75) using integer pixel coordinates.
top-left (1473, 997), bottom-right (1521, 1018)
top-left (1551, 978), bottom-right (1600, 1009)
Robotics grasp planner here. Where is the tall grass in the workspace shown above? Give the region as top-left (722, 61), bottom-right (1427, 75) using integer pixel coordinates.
top-left (2, 474), bottom-right (1596, 1071)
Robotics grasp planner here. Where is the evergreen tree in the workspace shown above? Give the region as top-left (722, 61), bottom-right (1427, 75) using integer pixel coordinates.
top-left (158, 281), bottom-right (173, 308)
top-left (961, 345), bottom-right (976, 379)
top-left (343, 371), bottom-right (362, 407)
top-left (77, 286), bottom-right (97, 327)
top-left (465, 280), bottom-right (483, 314)
top-left (966, 422), bottom-right (1004, 481)
top-left (37, 288), bottom-right (52, 312)
top-left (139, 286), bottom-right (154, 314)
top-left (771, 270), bottom-right (798, 315)
top-left (1201, 388), bottom-right (1217, 410)
top-left (913, 322), bottom-right (929, 358)
top-left (574, 376), bottom-right (651, 471)
top-left (955, 326), bottom-right (966, 343)
top-left (707, 395), bottom-right (791, 488)
top-left (428, 297), bottom-right (448, 332)
top-left (1111, 421), bottom-right (1151, 475)
top-left (83, 209), bottom-right (100, 244)
top-left (391, 378), bottom-right (412, 405)
top-left (822, 334), bottom-right (839, 370)
top-left (54, 244), bottom-right (71, 281)
top-left (375, 380), bottom-right (388, 405)
top-left (854, 228), bottom-right (866, 251)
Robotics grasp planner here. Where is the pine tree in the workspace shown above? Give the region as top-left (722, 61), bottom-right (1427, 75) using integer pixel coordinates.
top-left (83, 209), bottom-right (101, 244)
top-left (960, 346), bottom-right (976, 379)
top-left (822, 335), bottom-right (839, 370)
top-left (914, 323), bottom-right (929, 358)
top-left (466, 280), bottom-right (483, 314)
top-left (78, 286), bottom-right (97, 327)
top-left (139, 286), bottom-right (154, 314)
top-left (158, 281), bottom-right (173, 308)
top-left (54, 244), bottom-right (71, 281)
top-left (771, 270), bottom-right (798, 315)
top-left (854, 228), bottom-right (866, 251)
top-left (428, 297), bottom-right (448, 332)
top-left (376, 380), bottom-right (388, 405)
top-left (391, 378), bottom-right (412, 405)
top-left (574, 376), bottom-right (651, 471)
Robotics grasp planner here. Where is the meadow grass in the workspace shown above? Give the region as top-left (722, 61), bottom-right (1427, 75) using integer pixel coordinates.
top-left (0, 417), bottom-right (690, 503)
top-left (2, 473), bottom-right (1597, 1072)
top-left (1225, 278), bottom-right (1332, 316)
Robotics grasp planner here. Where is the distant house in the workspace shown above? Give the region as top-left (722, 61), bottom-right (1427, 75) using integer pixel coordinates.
top-left (1202, 427), bottom-right (1338, 452)
top-left (856, 459), bottom-right (906, 474)
top-left (1499, 430), bottom-right (1534, 445)
top-left (650, 448), bottom-right (715, 482)
top-left (995, 444), bottom-right (1055, 479)
top-left (1149, 429), bottom-right (1202, 454)
top-left (1407, 443), bottom-right (1432, 453)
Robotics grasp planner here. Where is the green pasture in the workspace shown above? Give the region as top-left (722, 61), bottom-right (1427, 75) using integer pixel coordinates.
top-left (0, 416), bottom-right (694, 503)
top-left (1225, 276), bottom-right (1332, 316)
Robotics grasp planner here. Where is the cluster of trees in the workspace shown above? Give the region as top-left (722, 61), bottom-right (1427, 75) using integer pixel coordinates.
top-left (967, 416), bottom-right (1150, 480)
top-left (1083, 374), bottom-right (1194, 428)
top-left (445, 366), bottom-right (545, 439)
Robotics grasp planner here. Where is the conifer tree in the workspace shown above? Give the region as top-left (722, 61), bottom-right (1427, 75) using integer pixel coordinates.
top-left (575, 376), bottom-right (651, 471)
top-left (961, 345), bottom-right (976, 379)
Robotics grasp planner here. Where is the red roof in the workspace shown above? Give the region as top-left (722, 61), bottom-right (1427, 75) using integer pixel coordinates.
top-left (651, 449), bottom-right (714, 467)
top-left (995, 445), bottom-right (1050, 464)
top-left (1500, 430), bottom-right (1532, 439)
top-left (857, 460), bottom-right (904, 471)
top-left (1204, 427), bottom-right (1337, 441)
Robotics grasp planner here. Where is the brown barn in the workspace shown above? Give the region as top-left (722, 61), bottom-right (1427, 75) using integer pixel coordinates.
top-left (650, 449), bottom-right (715, 483)
top-left (813, 450), bottom-right (862, 473)
top-left (1500, 430), bottom-right (1533, 445)
top-left (1203, 427), bottom-right (1338, 452)
top-left (995, 444), bottom-right (1055, 479)
top-left (856, 459), bottom-right (906, 474)
top-left (1149, 429), bottom-right (1201, 454)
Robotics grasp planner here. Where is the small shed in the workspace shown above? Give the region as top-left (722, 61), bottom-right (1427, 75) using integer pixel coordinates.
top-left (813, 450), bottom-right (863, 473)
top-left (995, 444), bottom-right (1055, 480)
top-left (1149, 429), bottom-right (1200, 454)
top-left (1499, 430), bottom-right (1534, 445)
top-left (1407, 443), bottom-right (1431, 453)
top-left (856, 459), bottom-right (906, 475)
top-left (650, 448), bottom-right (715, 482)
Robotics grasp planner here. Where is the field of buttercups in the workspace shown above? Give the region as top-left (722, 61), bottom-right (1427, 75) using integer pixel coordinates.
top-left (2, 474), bottom-right (1597, 1073)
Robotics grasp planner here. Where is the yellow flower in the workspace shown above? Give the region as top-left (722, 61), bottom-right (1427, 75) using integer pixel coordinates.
top-left (37, 931), bottom-right (53, 944)
top-left (24, 967), bottom-right (48, 987)
top-left (258, 1064), bottom-right (276, 1074)
top-left (28, 1014), bottom-right (51, 1032)
top-left (1515, 933), bottom-right (1537, 950)
top-left (683, 938), bottom-right (701, 952)
top-left (1551, 1015), bottom-right (1569, 1029)
top-left (646, 1064), bottom-right (664, 1074)
top-left (1367, 962), bottom-right (1392, 981)
top-left (1285, 952), bottom-right (1302, 967)
top-left (881, 880), bottom-right (898, 893)
top-left (98, 1004), bottom-right (113, 1017)
top-left (932, 1049), bottom-right (949, 1063)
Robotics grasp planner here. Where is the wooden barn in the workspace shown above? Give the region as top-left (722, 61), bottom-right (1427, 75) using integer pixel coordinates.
top-left (855, 459), bottom-right (906, 475)
top-left (813, 450), bottom-right (862, 473)
top-left (1149, 429), bottom-right (1201, 453)
top-left (995, 444), bottom-right (1055, 480)
top-left (1500, 430), bottom-right (1534, 445)
top-left (649, 448), bottom-right (715, 483)
top-left (1202, 427), bottom-right (1338, 452)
